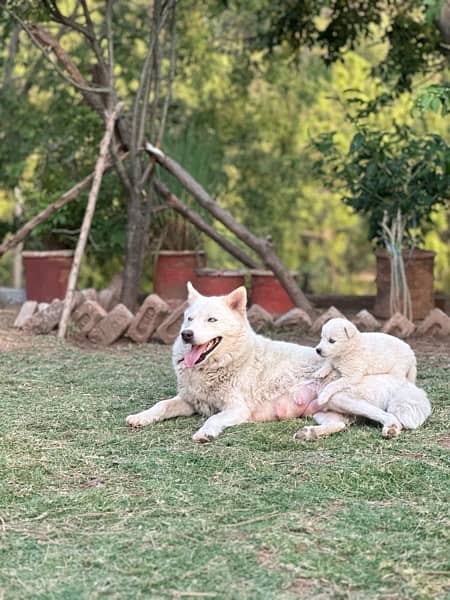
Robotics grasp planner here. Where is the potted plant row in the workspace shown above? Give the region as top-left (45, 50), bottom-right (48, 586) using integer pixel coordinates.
top-left (151, 215), bottom-right (299, 313)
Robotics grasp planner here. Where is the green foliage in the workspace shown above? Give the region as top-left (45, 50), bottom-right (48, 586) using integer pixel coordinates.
top-left (415, 83), bottom-right (450, 115)
top-left (314, 123), bottom-right (450, 248)
top-left (373, 10), bottom-right (441, 94)
top-left (1, 1), bottom-right (449, 293)
top-left (244, 0), bottom-right (445, 94)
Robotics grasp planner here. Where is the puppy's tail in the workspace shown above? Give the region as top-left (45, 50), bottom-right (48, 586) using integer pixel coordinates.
top-left (388, 382), bottom-right (431, 429)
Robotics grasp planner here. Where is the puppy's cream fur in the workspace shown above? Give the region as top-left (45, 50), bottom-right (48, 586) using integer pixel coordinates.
top-left (294, 374), bottom-right (431, 440)
top-left (314, 318), bottom-right (417, 406)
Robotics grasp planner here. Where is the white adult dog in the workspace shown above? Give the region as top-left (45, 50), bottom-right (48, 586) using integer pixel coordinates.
top-left (127, 283), bottom-right (323, 442)
top-left (313, 317), bottom-right (417, 406)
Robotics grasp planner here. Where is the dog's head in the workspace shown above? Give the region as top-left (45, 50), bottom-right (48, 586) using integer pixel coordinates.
top-left (315, 318), bottom-right (360, 360)
top-left (178, 282), bottom-right (249, 368)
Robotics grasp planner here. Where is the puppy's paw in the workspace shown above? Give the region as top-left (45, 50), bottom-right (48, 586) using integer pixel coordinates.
top-left (293, 426), bottom-right (319, 441)
top-left (312, 368), bottom-right (327, 380)
top-left (192, 430), bottom-right (216, 443)
top-left (382, 422), bottom-right (402, 439)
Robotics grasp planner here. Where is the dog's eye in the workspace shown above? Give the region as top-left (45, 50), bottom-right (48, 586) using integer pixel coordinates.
top-left (187, 316), bottom-right (193, 322)
top-left (207, 317), bottom-right (217, 323)
top-left (329, 338), bottom-right (336, 344)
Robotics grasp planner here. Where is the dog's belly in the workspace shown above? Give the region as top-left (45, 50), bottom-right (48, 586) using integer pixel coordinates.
top-left (250, 381), bottom-right (321, 422)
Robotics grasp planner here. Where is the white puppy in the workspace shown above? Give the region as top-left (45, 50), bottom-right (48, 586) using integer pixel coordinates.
top-left (294, 374), bottom-right (431, 440)
top-left (314, 318), bottom-right (417, 406)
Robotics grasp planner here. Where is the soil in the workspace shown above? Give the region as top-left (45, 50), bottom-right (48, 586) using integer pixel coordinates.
top-left (1, 306), bottom-right (450, 364)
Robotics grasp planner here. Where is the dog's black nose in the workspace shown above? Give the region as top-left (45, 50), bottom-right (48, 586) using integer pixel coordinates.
top-left (316, 347), bottom-right (322, 356)
top-left (181, 329), bottom-right (194, 343)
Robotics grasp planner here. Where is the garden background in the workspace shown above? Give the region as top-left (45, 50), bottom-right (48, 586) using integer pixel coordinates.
top-left (1, 1), bottom-right (449, 301)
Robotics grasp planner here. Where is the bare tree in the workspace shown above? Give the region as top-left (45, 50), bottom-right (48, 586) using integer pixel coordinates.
top-left (7, 0), bottom-right (177, 310)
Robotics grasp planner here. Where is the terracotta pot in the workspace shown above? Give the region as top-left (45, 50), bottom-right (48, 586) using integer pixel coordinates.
top-left (154, 250), bottom-right (206, 301)
top-left (195, 269), bottom-right (246, 296)
top-left (23, 250), bottom-right (74, 302)
top-left (250, 270), bottom-right (296, 315)
top-left (374, 248), bottom-right (435, 320)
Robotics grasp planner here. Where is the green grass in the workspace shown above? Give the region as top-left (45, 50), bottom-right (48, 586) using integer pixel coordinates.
top-left (0, 338), bottom-right (449, 599)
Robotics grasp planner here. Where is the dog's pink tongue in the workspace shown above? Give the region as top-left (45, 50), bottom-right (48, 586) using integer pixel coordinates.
top-left (184, 343), bottom-right (209, 368)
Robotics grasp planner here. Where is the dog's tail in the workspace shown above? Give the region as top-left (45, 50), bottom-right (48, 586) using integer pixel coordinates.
top-left (388, 382), bottom-right (431, 429)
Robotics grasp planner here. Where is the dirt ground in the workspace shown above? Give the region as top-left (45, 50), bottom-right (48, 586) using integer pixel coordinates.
top-left (1, 306), bottom-right (449, 366)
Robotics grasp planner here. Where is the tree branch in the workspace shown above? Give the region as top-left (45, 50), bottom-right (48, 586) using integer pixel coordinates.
top-left (153, 179), bottom-right (260, 269)
top-left (146, 144), bottom-right (315, 314)
top-left (21, 21), bottom-right (110, 97)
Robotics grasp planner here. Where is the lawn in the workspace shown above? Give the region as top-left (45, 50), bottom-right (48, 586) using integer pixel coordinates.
top-left (0, 329), bottom-right (449, 599)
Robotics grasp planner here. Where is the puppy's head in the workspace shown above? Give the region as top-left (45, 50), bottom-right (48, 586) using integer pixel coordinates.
top-left (315, 318), bottom-right (359, 360)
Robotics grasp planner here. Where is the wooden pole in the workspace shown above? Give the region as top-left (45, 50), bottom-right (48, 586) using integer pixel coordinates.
top-left (58, 103), bottom-right (123, 340)
top-left (146, 144), bottom-right (314, 314)
top-left (12, 187), bottom-right (24, 288)
top-left (153, 179), bottom-right (260, 269)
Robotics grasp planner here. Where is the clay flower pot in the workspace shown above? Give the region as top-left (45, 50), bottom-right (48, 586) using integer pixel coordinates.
top-left (154, 250), bottom-right (206, 302)
top-left (22, 250), bottom-right (74, 302)
top-left (195, 269), bottom-right (246, 296)
top-left (374, 248), bottom-right (435, 320)
top-left (250, 270), bottom-right (296, 315)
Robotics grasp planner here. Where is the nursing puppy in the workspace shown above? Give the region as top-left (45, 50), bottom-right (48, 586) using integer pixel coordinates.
top-left (313, 318), bottom-right (417, 406)
top-left (293, 374), bottom-right (431, 440)
top-left (127, 283), bottom-right (323, 442)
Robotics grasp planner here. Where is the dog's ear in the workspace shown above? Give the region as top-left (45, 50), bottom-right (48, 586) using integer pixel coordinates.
top-left (225, 286), bottom-right (247, 314)
top-left (343, 322), bottom-right (358, 339)
top-left (187, 281), bottom-right (202, 304)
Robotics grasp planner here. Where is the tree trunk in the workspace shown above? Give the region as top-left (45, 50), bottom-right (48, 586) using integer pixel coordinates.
top-left (121, 185), bottom-right (151, 311)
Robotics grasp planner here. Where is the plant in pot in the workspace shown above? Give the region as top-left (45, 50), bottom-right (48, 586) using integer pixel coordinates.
top-left (314, 123), bottom-right (450, 320)
top-left (21, 200), bottom-right (81, 304)
top-left (150, 212), bottom-right (206, 304)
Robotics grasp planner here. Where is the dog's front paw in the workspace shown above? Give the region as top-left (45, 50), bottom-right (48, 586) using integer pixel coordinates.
top-left (192, 429), bottom-right (217, 443)
top-left (382, 421), bottom-right (402, 439)
top-left (126, 412), bottom-right (156, 428)
top-left (293, 426), bottom-right (319, 441)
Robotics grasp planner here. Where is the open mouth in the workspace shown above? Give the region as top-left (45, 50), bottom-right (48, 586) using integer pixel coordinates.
top-left (182, 337), bottom-right (222, 368)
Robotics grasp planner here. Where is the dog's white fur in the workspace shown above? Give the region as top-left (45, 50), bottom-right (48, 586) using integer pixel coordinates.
top-left (314, 318), bottom-right (417, 406)
top-left (126, 286), bottom-right (431, 442)
top-left (127, 284), bottom-right (322, 442)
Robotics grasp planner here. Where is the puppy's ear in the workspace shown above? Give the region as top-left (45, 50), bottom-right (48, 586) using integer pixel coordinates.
top-left (187, 281), bottom-right (202, 304)
top-left (225, 286), bottom-right (247, 314)
top-left (344, 322), bottom-right (358, 339)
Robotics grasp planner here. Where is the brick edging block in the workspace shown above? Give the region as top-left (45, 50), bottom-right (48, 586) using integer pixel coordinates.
top-left (127, 294), bottom-right (171, 343)
top-left (155, 302), bottom-right (188, 345)
top-left (88, 303), bottom-right (134, 345)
